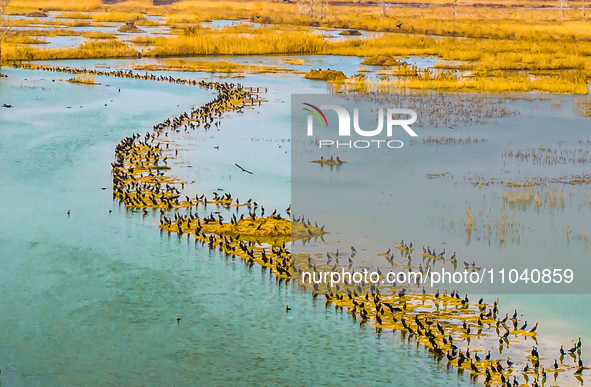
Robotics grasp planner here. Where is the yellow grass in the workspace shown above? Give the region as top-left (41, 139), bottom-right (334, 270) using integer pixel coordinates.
top-left (83, 31), bottom-right (117, 39)
top-left (3, 35), bottom-right (47, 44)
top-left (146, 1), bottom-right (591, 41)
top-left (165, 14), bottom-right (202, 25)
top-left (144, 29), bottom-right (325, 56)
top-left (68, 73), bottom-right (95, 84)
top-left (55, 12), bottom-right (92, 19)
top-left (7, 0), bottom-right (102, 12)
top-left (131, 58), bottom-right (300, 74)
top-left (334, 71), bottom-right (589, 94)
top-left (3, 0), bottom-right (591, 94)
top-left (1, 40), bottom-right (138, 61)
top-left (91, 12), bottom-right (141, 22)
top-left (130, 35), bottom-right (157, 44)
top-left (91, 12), bottom-right (159, 25)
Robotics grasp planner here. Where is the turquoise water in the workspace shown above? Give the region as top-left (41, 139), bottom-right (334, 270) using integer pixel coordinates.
top-left (0, 64), bottom-right (478, 386)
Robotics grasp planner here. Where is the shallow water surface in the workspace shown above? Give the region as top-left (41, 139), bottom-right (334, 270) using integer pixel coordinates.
top-left (0, 64), bottom-right (478, 386)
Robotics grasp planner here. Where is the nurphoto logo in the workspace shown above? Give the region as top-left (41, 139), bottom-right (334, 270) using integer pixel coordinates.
top-left (303, 103), bottom-right (418, 149)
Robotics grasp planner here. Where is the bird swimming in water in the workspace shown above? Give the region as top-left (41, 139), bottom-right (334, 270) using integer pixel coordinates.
top-left (177, 315), bottom-right (181, 323)
top-left (286, 305), bottom-right (292, 312)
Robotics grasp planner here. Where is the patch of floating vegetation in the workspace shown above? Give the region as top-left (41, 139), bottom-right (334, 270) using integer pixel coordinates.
top-left (423, 136), bottom-right (488, 145)
top-left (14, 62), bottom-right (590, 386)
top-left (437, 206), bottom-right (525, 245)
top-left (574, 97), bottom-right (591, 119)
top-left (502, 146), bottom-right (590, 166)
top-left (468, 208), bottom-right (522, 245)
top-left (426, 172), bottom-right (450, 179)
top-left (67, 73), bottom-right (98, 85)
top-left (311, 155), bottom-right (346, 166)
top-left (281, 58), bottom-right (304, 66)
top-left (326, 93), bottom-right (517, 129)
top-left (468, 173), bottom-right (591, 187)
top-left (502, 187), bottom-right (573, 213)
top-left (304, 68), bottom-right (346, 81)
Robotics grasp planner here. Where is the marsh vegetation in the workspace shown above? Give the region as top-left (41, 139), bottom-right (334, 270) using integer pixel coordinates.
top-left (0, 0), bottom-right (590, 93)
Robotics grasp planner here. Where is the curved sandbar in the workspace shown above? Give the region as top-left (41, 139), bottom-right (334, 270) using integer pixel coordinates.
top-left (12, 62), bottom-right (587, 386)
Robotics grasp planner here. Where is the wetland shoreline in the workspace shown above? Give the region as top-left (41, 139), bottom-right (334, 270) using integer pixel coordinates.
top-left (7, 61), bottom-right (590, 386)
top-left (3, 0), bottom-right (591, 383)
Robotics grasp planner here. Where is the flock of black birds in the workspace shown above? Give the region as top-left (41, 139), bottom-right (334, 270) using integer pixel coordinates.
top-left (13, 62), bottom-right (588, 387)
top-left (295, 240), bottom-right (588, 386)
